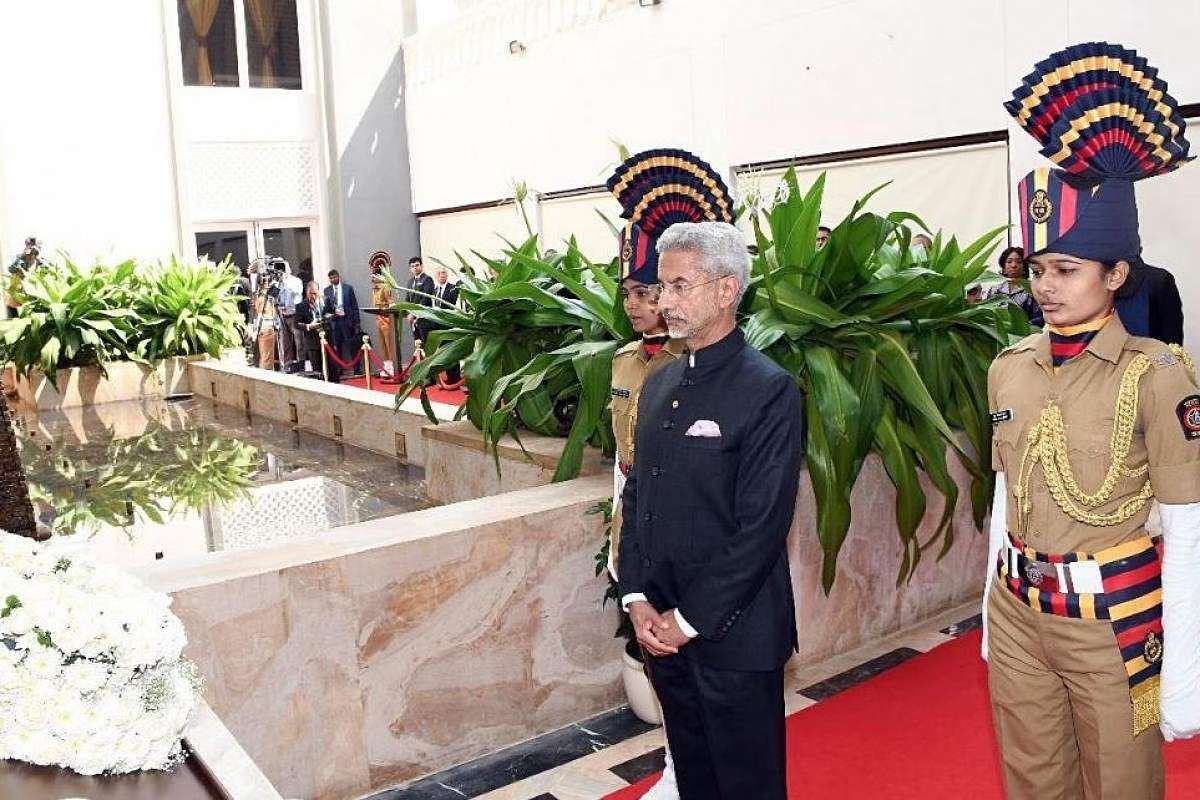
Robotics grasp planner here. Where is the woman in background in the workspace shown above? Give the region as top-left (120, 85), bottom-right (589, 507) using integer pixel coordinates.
top-left (987, 246), bottom-right (1042, 326)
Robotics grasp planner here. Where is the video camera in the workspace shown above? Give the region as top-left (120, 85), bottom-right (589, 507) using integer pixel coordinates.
top-left (253, 256), bottom-right (290, 300)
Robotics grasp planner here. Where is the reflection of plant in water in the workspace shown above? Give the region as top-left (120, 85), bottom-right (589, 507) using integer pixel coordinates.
top-left (22, 427), bottom-right (260, 535)
top-left (110, 429), bottom-right (260, 515)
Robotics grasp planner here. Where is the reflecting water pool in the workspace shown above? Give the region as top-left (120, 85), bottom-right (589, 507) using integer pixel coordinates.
top-left (11, 397), bottom-right (432, 568)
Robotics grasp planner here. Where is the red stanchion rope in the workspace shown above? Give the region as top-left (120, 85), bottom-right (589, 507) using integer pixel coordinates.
top-left (322, 341), bottom-right (364, 370)
top-left (366, 348), bottom-right (397, 381)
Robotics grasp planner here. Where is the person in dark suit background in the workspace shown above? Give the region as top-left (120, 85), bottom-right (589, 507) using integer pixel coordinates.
top-left (428, 266), bottom-right (462, 385)
top-left (322, 269), bottom-right (360, 381)
top-left (1116, 258), bottom-right (1185, 344)
top-left (404, 256), bottom-right (435, 350)
top-left (619, 221), bottom-right (803, 800)
top-left (295, 280), bottom-right (327, 378)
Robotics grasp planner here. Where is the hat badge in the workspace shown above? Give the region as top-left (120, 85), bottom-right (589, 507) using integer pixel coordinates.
top-left (1029, 189), bottom-right (1053, 224)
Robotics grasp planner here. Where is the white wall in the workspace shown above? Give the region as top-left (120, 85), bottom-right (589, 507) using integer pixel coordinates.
top-left (402, 0), bottom-right (1010, 213)
top-left (404, 0), bottom-right (1200, 348)
top-left (0, 0), bottom-right (182, 265)
top-left (737, 143), bottom-right (1010, 247)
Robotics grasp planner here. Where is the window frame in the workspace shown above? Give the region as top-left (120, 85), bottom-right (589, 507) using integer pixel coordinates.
top-left (172, 0), bottom-right (305, 91)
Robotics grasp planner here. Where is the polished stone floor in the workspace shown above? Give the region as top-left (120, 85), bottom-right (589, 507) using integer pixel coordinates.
top-left (369, 601), bottom-right (982, 800)
top-left (10, 397), bottom-right (432, 567)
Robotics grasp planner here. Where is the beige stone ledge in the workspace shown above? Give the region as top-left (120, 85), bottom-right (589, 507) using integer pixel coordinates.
top-left (15, 356), bottom-right (202, 410)
top-left (421, 420), bottom-right (606, 505)
top-left (140, 473), bottom-right (619, 800)
top-left (133, 474), bottom-right (612, 594)
top-left (188, 359), bottom-right (459, 466)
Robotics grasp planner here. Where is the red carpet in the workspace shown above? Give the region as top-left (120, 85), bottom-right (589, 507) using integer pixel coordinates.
top-left (339, 374), bottom-right (467, 407)
top-left (606, 631), bottom-right (1200, 799)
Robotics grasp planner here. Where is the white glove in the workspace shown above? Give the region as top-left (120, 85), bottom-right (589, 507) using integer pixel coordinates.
top-left (608, 460), bottom-right (627, 581)
top-left (1160, 501), bottom-right (1200, 741)
top-left (981, 474), bottom-right (1007, 661)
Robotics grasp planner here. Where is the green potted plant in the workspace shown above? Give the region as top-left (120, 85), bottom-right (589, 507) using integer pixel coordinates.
top-left (398, 236), bottom-right (631, 480)
top-left (0, 256), bottom-right (244, 409)
top-left (743, 169), bottom-right (1029, 589)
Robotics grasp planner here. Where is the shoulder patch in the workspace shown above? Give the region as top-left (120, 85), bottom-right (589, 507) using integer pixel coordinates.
top-left (611, 387), bottom-right (631, 399)
top-left (1179, 395), bottom-right (1200, 441)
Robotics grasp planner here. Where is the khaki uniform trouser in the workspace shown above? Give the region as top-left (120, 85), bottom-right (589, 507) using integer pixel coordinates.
top-left (377, 315), bottom-right (394, 364)
top-left (987, 582), bottom-right (1164, 800)
top-left (257, 330), bottom-right (276, 372)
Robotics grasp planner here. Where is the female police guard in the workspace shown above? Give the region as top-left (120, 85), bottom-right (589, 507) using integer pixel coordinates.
top-left (982, 43), bottom-right (1200, 798)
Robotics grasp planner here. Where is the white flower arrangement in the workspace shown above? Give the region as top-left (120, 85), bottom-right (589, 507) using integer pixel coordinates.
top-left (0, 532), bottom-right (201, 776)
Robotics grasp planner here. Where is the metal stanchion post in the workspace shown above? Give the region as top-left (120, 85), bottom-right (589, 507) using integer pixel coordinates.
top-left (362, 335), bottom-right (372, 391)
top-left (319, 329), bottom-right (330, 382)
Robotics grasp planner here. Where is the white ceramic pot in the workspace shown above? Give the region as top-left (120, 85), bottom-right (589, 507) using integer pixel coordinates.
top-left (622, 649), bottom-right (663, 725)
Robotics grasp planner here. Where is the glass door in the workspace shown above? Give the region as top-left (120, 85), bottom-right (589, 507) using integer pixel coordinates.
top-left (194, 225), bottom-right (254, 274)
top-left (194, 221), bottom-right (316, 283)
top-left (260, 224), bottom-right (314, 285)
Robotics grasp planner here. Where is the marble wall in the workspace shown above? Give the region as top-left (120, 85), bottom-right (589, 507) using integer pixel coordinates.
top-left (137, 475), bottom-right (622, 800)
top-left (788, 453), bottom-right (988, 665)
top-left (422, 420), bottom-right (606, 504)
top-left (189, 360), bottom-right (458, 467)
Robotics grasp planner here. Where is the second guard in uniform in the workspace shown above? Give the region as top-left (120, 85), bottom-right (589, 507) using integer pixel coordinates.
top-left (605, 150), bottom-right (699, 800)
top-left (983, 42), bottom-right (1200, 799)
top-left (370, 251), bottom-right (396, 375)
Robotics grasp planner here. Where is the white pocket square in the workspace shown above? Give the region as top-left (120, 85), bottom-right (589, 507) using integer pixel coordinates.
top-left (685, 419), bottom-right (722, 438)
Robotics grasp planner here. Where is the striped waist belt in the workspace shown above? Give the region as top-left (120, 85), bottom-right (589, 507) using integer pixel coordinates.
top-left (996, 533), bottom-right (1164, 735)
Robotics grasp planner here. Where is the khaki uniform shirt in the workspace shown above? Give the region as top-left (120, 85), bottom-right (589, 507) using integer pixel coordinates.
top-left (988, 316), bottom-right (1200, 555)
top-left (610, 337), bottom-right (684, 567)
top-left (372, 280), bottom-right (392, 307)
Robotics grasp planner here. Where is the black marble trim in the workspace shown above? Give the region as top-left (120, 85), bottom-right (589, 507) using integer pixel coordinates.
top-left (608, 746), bottom-right (666, 785)
top-left (366, 705), bottom-right (655, 799)
top-left (797, 647), bottom-right (922, 702)
top-left (941, 614), bottom-right (983, 637)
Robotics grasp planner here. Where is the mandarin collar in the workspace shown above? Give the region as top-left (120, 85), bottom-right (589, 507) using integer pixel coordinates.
top-left (685, 327), bottom-right (744, 372)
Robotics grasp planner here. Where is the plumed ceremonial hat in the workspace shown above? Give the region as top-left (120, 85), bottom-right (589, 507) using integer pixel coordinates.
top-left (1005, 41), bottom-right (1191, 262)
top-left (606, 148), bottom-right (734, 284)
